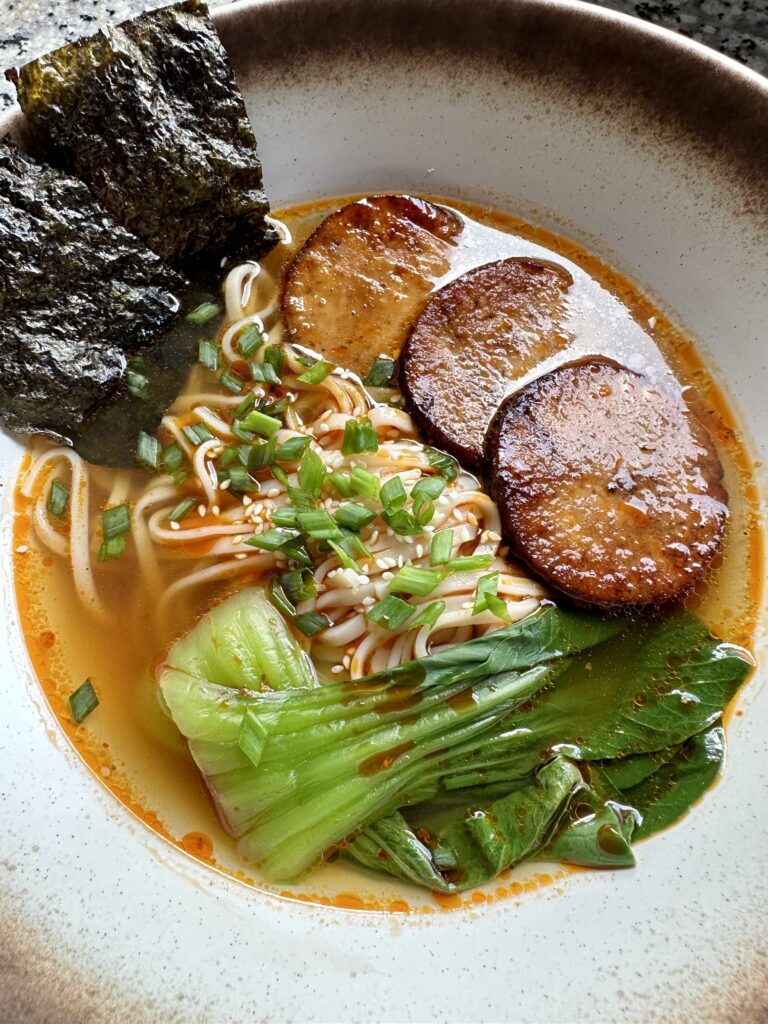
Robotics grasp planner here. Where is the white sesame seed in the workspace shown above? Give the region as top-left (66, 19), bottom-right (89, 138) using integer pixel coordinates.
top-left (342, 655), bottom-right (351, 669)
top-left (211, 505), bottom-right (220, 516)
top-left (197, 504), bottom-right (207, 517)
top-left (397, 555), bottom-right (404, 567)
top-left (267, 488), bottom-right (280, 498)
top-left (242, 495), bottom-right (252, 506)
top-left (375, 558), bottom-right (388, 569)
top-left (382, 570), bottom-right (394, 580)
top-left (15, 544), bottom-right (28, 554)
top-left (234, 552), bottom-right (248, 560)
top-left (170, 521), bottom-right (181, 531)
top-left (362, 596), bottom-right (375, 606)
top-left (316, 424), bottom-right (329, 435)
top-left (220, 479), bottom-right (232, 490)
top-left (370, 530), bottom-right (379, 543)
top-left (461, 600), bottom-right (473, 609)
top-left (331, 664), bottom-right (344, 674)
top-left (231, 535), bottom-right (244, 545)
top-left (467, 512), bottom-right (478, 526)
top-left (416, 544), bottom-right (424, 558)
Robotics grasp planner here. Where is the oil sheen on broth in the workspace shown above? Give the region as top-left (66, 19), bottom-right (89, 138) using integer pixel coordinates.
top-left (12, 196), bottom-right (763, 910)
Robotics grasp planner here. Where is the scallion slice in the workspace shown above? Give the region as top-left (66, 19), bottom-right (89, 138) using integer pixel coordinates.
top-left (279, 568), bottom-right (317, 605)
top-left (341, 417), bottom-right (379, 455)
top-left (328, 472), bottom-right (355, 498)
top-left (69, 678), bottom-right (99, 724)
top-left (246, 438), bottom-right (278, 473)
top-left (187, 301), bottom-right (220, 326)
top-left (430, 529), bottom-right (454, 566)
top-left (136, 431), bottom-right (160, 472)
top-left (473, 572), bottom-right (499, 615)
top-left (234, 391), bottom-right (257, 420)
top-left (238, 322), bottom-right (267, 358)
top-left (166, 497), bottom-right (197, 523)
top-left (270, 506), bottom-right (299, 528)
top-left (98, 535), bottom-right (127, 562)
top-left (298, 359), bottom-right (335, 384)
top-left (328, 539), bottom-right (364, 575)
top-left (334, 502), bottom-right (376, 532)
top-left (388, 564), bottom-right (445, 597)
top-left (293, 610), bottom-right (332, 637)
top-left (198, 339), bottom-right (220, 371)
top-left (251, 362), bottom-right (281, 384)
top-left (367, 594), bottom-right (414, 631)
top-left (296, 509), bottom-right (342, 540)
top-left (297, 447), bottom-right (327, 500)
top-left (182, 423), bottom-right (215, 446)
top-left (349, 466), bottom-right (381, 501)
top-left (47, 478), bottom-right (70, 519)
top-left (425, 447), bottom-right (460, 482)
top-left (380, 476), bottom-right (407, 513)
top-left (238, 707), bottom-right (268, 767)
top-left (445, 554), bottom-right (495, 572)
top-left (219, 368), bottom-right (246, 394)
top-left (263, 344), bottom-right (285, 377)
top-left (381, 508), bottom-right (420, 536)
top-left (126, 369), bottom-right (149, 400)
top-left (411, 476), bottom-right (446, 525)
top-left (275, 436), bottom-right (312, 462)
top-left (246, 527), bottom-right (302, 551)
top-left (241, 409), bottom-right (282, 437)
top-left (409, 599), bottom-right (446, 631)
top-left (268, 575), bottom-right (296, 618)
top-left (163, 443), bottom-right (185, 474)
top-left (226, 465), bottom-right (257, 493)
top-left (363, 356), bottom-right (397, 387)
top-left (102, 502), bottom-right (131, 539)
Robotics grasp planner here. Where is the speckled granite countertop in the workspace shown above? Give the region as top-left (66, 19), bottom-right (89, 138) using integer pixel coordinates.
top-left (1, 0), bottom-right (767, 113)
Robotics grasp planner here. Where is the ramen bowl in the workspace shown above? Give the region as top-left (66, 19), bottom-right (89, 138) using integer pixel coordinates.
top-left (1, 0), bottom-right (767, 1020)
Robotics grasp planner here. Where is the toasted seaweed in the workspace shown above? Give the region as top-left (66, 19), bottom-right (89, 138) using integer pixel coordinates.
top-left (0, 141), bottom-right (184, 442)
top-left (8, 0), bottom-right (278, 268)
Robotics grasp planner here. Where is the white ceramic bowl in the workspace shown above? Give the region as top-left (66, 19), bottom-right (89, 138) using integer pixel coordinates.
top-left (1, 1), bottom-right (766, 1019)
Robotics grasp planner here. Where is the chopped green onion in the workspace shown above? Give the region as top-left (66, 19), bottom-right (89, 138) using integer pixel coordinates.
top-left (270, 506), bottom-right (299, 528)
top-left (430, 529), bottom-right (454, 566)
top-left (334, 502), bottom-right (377, 532)
top-left (246, 527), bottom-right (301, 552)
top-left (47, 478), bottom-right (69, 519)
top-left (297, 447), bottom-right (327, 500)
top-left (198, 339), bottom-right (220, 371)
top-left (473, 573), bottom-right (500, 615)
top-left (187, 301), bottom-right (220, 326)
top-left (298, 359), bottom-right (335, 384)
top-left (409, 600), bottom-right (446, 630)
top-left (238, 707), bottom-right (268, 767)
top-left (182, 423), bottom-right (215, 446)
top-left (485, 594), bottom-right (512, 622)
top-left (296, 509), bottom-right (342, 540)
top-left (388, 564), bottom-right (446, 597)
top-left (220, 445), bottom-right (242, 469)
top-left (328, 472), bottom-right (355, 498)
top-left (425, 447), bottom-right (460, 482)
top-left (363, 356), bottom-right (397, 387)
top-left (219, 368), bottom-right (246, 394)
top-left (102, 502), bottom-right (131, 539)
top-left (257, 396), bottom-right (291, 417)
top-left (226, 465), bottom-right (257, 493)
top-left (381, 508), bottom-right (420, 536)
top-left (251, 362), bottom-right (281, 384)
top-left (380, 476), bottom-right (407, 513)
top-left (98, 535), bottom-right (127, 562)
top-left (163, 443), bottom-right (185, 474)
top-left (275, 436), bottom-right (312, 462)
top-left (166, 497), bottom-right (197, 523)
top-left (367, 594), bottom-right (414, 631)
top-left (338, 529), bottom-right (372, 561)
top-left (69, 678), bottom-right (99, 724)
top-left (342, 417), bottom-right (379, 455)
top-left (272, 466), bottom-right (315, 511)
top-left (279, 568), bottom-right (317, 605)
top-left (293, 611), bottom-right (332, 637)
top-left (279, 539), bottom-right (313, 566)
top-left (328, 539), bottom-right (364, 575)
top-left (234, 391), bottom-right (257, 420)
top-left (411, 476), bottom-right (446, 525)
top-left (136, 431), bottom-right (160, 472)
top-left (241, 409), bottom-right (282, 437)
top-left (268, 575), bottom-right (296, 618)
top-left (232, 421), bottom-right (256, 443)
top-left (125, 369), bottom-right (149, 400)
top-left (349, 466), bottom-right (381, 501)
top-left (238, 322), bottom-right (267, 358)
top-left (263, 344), bottom-right (285, 377)
top-left (445, 554), bottom-right (495, 572)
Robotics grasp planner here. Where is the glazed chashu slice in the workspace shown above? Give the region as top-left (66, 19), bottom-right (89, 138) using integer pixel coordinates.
top-left (282, 194), bottom-right (462, 375)
top-left (486, 360), bottom-right (728, 607)
top-left (400, 257), bottom-right (573, 465)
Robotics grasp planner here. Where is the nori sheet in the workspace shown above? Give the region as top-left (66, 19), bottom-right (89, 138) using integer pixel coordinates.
top-left (8, 0), bottom-right (278, 268)
top-left (0, 141), bottom-right (184, 440)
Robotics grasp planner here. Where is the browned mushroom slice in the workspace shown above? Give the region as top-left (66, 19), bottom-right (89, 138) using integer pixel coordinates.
top-left (485, 360), bottom-right (728, 607)
top-left (282, 194), bottom-right (462, 375)
top-left (400, 258), bottom-right (573, 465)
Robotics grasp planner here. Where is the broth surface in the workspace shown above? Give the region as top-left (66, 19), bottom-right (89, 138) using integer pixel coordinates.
top-left (12, 196), bottom-right (763, 912)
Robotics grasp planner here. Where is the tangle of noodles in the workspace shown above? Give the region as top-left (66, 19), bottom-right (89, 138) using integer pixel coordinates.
top-left (19, 218), bottom-right (546, 679)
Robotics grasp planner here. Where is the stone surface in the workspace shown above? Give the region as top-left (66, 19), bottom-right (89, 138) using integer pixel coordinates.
top-left (0, 0), bottom-right (766, 115)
